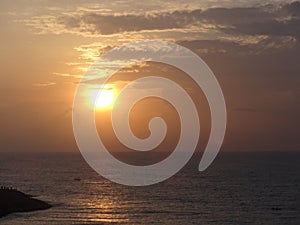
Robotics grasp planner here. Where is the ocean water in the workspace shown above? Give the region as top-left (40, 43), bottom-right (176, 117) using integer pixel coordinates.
top-left (0, 152), bottom-right (299, 225)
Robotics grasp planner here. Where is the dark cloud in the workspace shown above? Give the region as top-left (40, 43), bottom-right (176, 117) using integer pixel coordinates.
top-left (226, 18), bottom-right (300, 40)
top-left (55, 1), bottom-right (300, 41)
top-left (199, 5), bottom-right (275, 25)
top-left (218, 2), bottom-right (300, 40)
top-left (178, 36), bottom-right (297, 56)
top-left (58, 9), bottom-right (203, 35)
top-left (199, 1), bottom-right (300, 40)
top-left (282, 1), bottom-right (300, 15)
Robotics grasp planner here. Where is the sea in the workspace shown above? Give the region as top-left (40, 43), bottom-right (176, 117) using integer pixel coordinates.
top-left (0, 151), bottom-right (299, 225)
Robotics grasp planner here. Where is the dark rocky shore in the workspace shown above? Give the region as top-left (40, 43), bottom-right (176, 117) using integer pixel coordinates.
top-left (0, 188), bottom-right (51, 218)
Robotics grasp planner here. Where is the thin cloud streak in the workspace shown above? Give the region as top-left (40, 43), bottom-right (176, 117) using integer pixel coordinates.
top-left (33, 82), bottom-right (56, 87)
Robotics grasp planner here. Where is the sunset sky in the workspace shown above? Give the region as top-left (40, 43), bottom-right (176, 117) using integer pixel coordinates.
top-left (0, 0), bottom-right (299, 153)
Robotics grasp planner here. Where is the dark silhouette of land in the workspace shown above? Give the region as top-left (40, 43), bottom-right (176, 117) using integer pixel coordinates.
top-left (0, 187), bottom-right (51, 218)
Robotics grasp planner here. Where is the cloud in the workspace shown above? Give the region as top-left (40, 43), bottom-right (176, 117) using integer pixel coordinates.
top-left (33, 82), bottom-right (56, 87)
top-left (53, 72), bottom-right (83, 79)
top-left (60, 11), bottom-right (200, 35)
top-left (20, 1), bottom-right (300, 42)
top-left (74, 43), bottom-right (113, 60)
top-left (24, 9), bottom-right (206, 36)
top-left (178, 35), bottom-right (297, 56)
top-left (218, 2), bottom-right (300, 40)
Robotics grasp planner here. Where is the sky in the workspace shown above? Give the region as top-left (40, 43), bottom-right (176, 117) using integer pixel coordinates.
top-left (0, 0), bottom-right (299, 153)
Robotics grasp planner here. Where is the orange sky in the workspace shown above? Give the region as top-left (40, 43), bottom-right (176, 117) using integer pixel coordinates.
top-left (0, 0), bottom-right (299, 152)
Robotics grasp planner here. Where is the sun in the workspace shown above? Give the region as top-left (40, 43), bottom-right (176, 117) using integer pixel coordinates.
top-left (89, 85), bottom-right (115, 109)
top-left (95, 89), bottom-right (115, 108)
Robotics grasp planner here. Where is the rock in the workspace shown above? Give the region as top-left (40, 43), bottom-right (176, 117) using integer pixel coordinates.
top-left (0, 188), bottom-right (51, 218)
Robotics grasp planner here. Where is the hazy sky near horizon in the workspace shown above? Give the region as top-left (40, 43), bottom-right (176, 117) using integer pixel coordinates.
top-left (0, 0), bottom-right (299, 153)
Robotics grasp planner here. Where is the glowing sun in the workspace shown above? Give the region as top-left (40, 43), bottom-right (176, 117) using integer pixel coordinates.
top-left (89, 85), bottom-right (115, 109)
top-left (95, 89), bottom-right (115, 108)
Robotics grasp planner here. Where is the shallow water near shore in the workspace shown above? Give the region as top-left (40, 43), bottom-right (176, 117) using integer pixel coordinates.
top-left (0, 152), bottom-right (299, 224)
